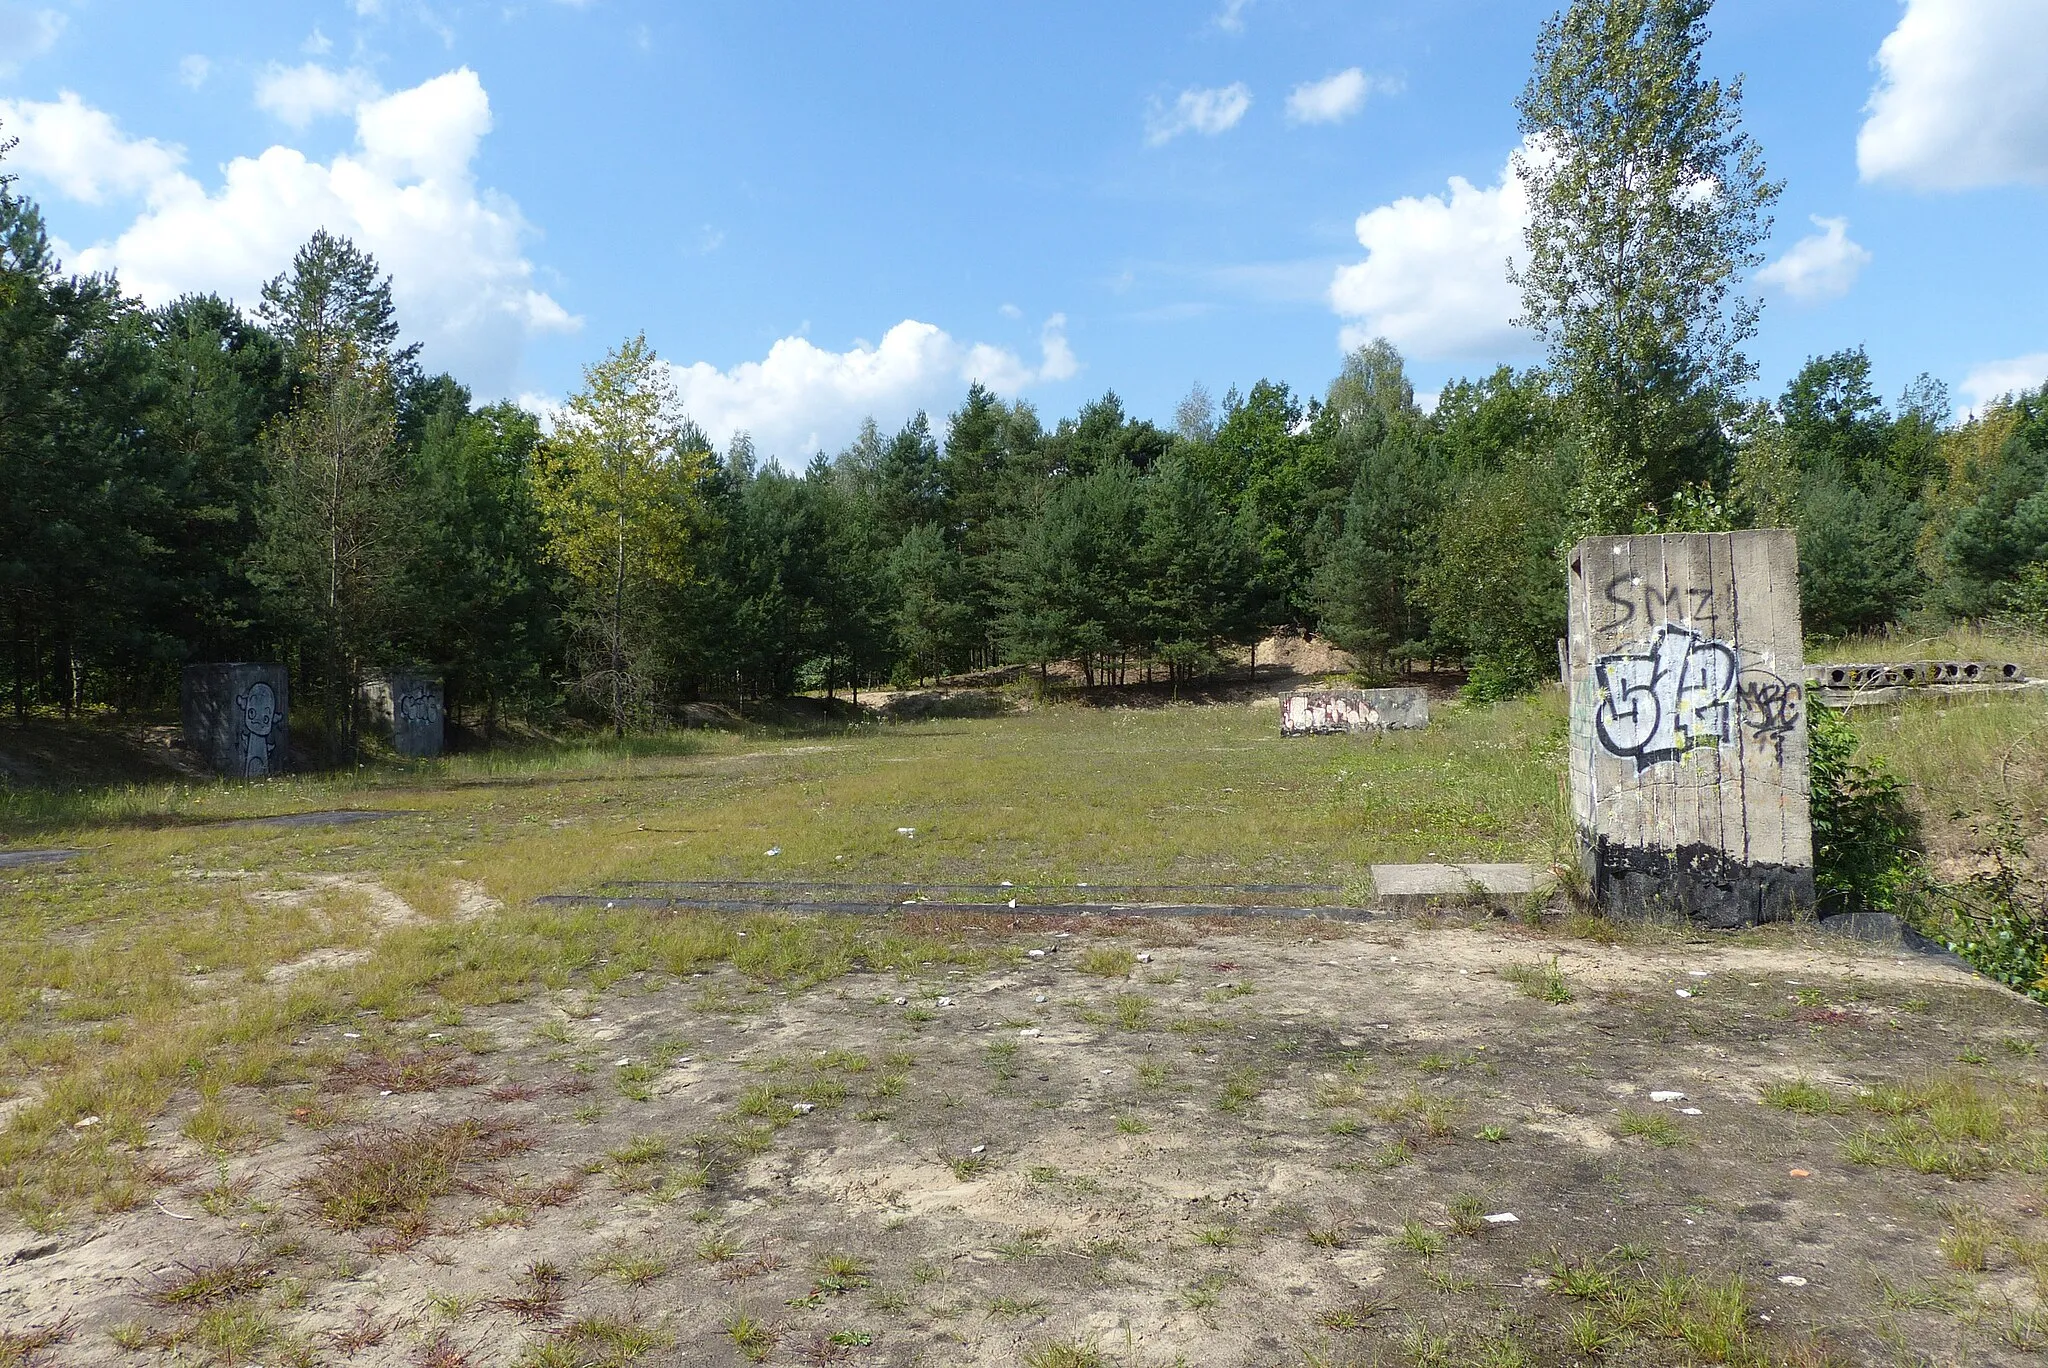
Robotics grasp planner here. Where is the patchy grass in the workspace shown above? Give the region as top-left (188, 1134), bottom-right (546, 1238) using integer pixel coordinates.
top-left (299, 1117), bottom-right (527, 1233)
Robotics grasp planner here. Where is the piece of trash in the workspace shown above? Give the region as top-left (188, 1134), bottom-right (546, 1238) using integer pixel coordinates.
top-left (1649, 1091), bottom-right (1686, 1103)
top-left (379, 1089), bottom-right (393, 1097)
top-left (1788, 1168), bottom-right (1810, 1178)
top-left (426, 1032), bottom-right (443, 1039)
top-left (1678, 1107), bottom-right (1703, 1115)
top-left (343, 1032), bottom-right (361, 1039)
top-left (936, 996), bottom-right (954, 1007)
top-left (902, 898), bottom-right (918, 906)
top-left (1137, 953), bottom-right (1152, 963)
top-left (1674, 989), bottom-right (1693, 998)
top-left (792, 1103), bottom-right (814, 1115)
top-left (615, 1057), bottom-right (631, 1066)
top-left (1007, 898), bottom-right (1017, 909)
top-left (154, 1199), bottom-right (196, 1221)
top-left (1688, 970), bottom-right (1708, 977)
top-left (897, 827), bottom-right (916, 837)
top-left (1033, 994), bottom-right (1047, 1004)
top-left (74, 1115), bottom-right (100, 1129)
top-left (1019, 1028), bottom-right (1041, 1037)
top-left (970, 1144), bottom-right (986, 1154)
top-left (1027, 949), bottom-right (1045, 959)
top-left (1776, 1275), bottom-right (1807, 1287)
top-left (764, 847), bottom-right (781, 857)
top-left (1100, 1069), bottom-right (1112, 1075)
top-left (1484, 1212), bottom-right (1518, 1224)
top-left (1000, 880), bottom-right (1013, 887)
top-left (893, 996), bottom-right (907, 1006)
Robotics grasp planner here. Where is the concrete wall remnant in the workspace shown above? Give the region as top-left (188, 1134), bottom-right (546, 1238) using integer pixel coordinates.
top-left (361, 672), bottom-right (445, 759)
top-left (1566, 531), bottom-right (1813, 927)
top-left (182, 663), bottom-right (290, 777)
top-left (1281, 687), bottom-right (1429, 736)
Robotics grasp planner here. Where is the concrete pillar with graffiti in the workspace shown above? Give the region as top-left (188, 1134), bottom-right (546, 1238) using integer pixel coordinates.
top-left (1566, 530), bottom-right (1813, 926)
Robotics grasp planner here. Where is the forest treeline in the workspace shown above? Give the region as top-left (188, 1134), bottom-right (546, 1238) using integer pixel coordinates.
top-left (7, 0), bottom-right (2048, 754)
top-left (3, 188), bottom-right (2047, 751)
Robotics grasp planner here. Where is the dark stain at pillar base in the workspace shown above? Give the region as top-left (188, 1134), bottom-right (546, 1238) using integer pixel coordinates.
top-left (1585, 837), bottom-right (1814, 929)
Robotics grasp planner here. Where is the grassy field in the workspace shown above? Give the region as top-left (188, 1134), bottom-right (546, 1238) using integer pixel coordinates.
top-left (2, 689), bottom-right (2045, 1366)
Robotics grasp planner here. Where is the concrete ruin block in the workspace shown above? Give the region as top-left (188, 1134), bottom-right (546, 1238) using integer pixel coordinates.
top-left (182, 663), bottom-right (290, 777)
top-left (1281, 687), bottom-right (1430, 736)
top-left (360, 672), bottom-right (445, 759)
top-left (1566, 531), bottom-right (1813, 927)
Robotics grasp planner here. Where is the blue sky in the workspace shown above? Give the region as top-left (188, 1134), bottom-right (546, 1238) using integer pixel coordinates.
top-left (2, 0), bottom-right (2045, 460)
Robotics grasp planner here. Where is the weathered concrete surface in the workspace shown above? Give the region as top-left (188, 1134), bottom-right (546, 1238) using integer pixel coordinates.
top-left (1370, 863), bottom-right (1553, 913)
top-left (1802, 661), bottom-right (2039, 709)
top-left (361, 672), bottom-right (444, 759)
top-left (1281, 688), bottom-right (1429, 736)
top-left (1567, 531), bottom-right (1814, 927)
top-left (181, 663), bottom-right (289, 777)
top-left (0, 849), bottom-right (80, 869)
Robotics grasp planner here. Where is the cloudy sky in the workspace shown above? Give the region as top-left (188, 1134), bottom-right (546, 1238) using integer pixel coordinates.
top-left (1, 0), bottom-right (2043, 458)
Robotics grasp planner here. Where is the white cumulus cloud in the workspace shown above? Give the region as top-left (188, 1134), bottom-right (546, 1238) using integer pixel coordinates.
top-left (1858, 0), bottom-right (2048, 189)
top-left (6, 70), bottom-right (575, 397)
top-left (1756, 216), bottom-right (1872, 303)
top-left (0, 2), bottom-right (62, 73)
top-left (1146, 83), bottom-right (1252, 146)
top-left (0, 91), bottom-right (185, 204)
top-left (1328, 142), bottom-right (1532, 361)
top-left (255, 62), bottom-right (381, 128)
top-left (1286, 68), bottom-right (1394, 125)
top-left (1959, 353), bottom-right (2048, 414)
top-left (666, 314), bottom-right (1079, 460)
top-left (178, 55), bottom-right (212, 89)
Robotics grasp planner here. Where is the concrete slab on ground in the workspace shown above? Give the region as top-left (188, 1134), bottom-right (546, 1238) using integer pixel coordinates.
top-left (1371, 862), bottom-right (1553, 912)
top-left (0, 848), bottom-right (80, 869)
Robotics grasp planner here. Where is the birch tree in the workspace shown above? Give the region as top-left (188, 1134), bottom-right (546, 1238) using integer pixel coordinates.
top-left (531, 335), bottom-right (701, 734)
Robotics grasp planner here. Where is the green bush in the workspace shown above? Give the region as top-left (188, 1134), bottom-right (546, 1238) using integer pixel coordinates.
top-left (1808, 704), bottom-right (1916, 915)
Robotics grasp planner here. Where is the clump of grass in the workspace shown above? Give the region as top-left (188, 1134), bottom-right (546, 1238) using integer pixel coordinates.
top-left (1023, 1339), bottom-right (1107, 1368)
top-left (1114, 1113), bottom-right (1149, 1135)
top-left (1395, 1219), bottom-right (1445, 1256)
top-left (1447, 1194), bottom-right (1487, 1238)
top-left (0, 1315), bottom-right (73, 1366)
top-left (695, 1228), bottom-right (744, 1263)
top-left (1615, 1108), bottom-right (1683, 1147)
top-left (527, 1317), bottom-right (669, 1368)
top-left (723, 1312), bottom-right (778, 1363)
top-left (1317, 1298), bottom-right (1391, 1331)
top-left (492, 1262), bottom-right (567, 1322)
top-left (1079, 946), bottom-right (1136, 978)
top-left (146, 1257), bottom-right (271, 1307)
top-left (1111, 993), bottom-right (1151, 1030)
top-left (1501, 956), bottom-right (1574, 1004)
top-left (1939, 1206), bottom-right (1995, 1271)
top-left (1216, 1069), bottom-right (1263, 1115)
top-left (299, 1118), bottom-right (527, 1233)
top-left (1761, 1077), bottom-right (1840, 1115)
top-left (1843, 1075), bottom-right (2039, 1178)
top-left (591, 1247), bottom-right (672, 1287)
top-left (1195, 1224), bottom-right (1237, 1249)
top-left (984, 1039), bottom-right (1021, 1082)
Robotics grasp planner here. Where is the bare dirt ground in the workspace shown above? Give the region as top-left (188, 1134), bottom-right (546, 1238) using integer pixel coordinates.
top-left (7, 906), bottom-right (2044, 1367)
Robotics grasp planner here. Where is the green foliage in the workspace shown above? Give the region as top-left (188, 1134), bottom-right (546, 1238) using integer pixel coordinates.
top-left (1914, 809), bottom-right (2048, 1003)
top-left (530, 334), bottom-right (704, 733)
top-left (1513, 0), bottom-right (1779, 516)
top-left (1807, 705), bottom-right (1916, 916)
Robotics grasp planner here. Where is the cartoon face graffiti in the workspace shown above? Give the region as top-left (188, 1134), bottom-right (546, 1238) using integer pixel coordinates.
top-left (236, 681), bottom-right (279, 777)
